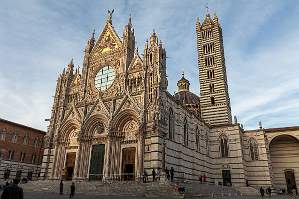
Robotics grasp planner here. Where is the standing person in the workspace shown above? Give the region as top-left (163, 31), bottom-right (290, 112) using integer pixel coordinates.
top-left (59, 180), bottom-right (64, 195)
top-left (267, 187), bottom-right (271, 197)
top-left (69, 182), bottom-right (75, 198)
top-left (260, 187), bottom-right (265, 198)
top-left (143, 170), bottom-right (148, 183)
top-left (170, 167), bottom-right (174, 182)
top-left (165, 167), bottom-right (170, 180)
top-left (1, 179), bottom-right (23, 199)
top-left (152, 169), bottom-right (156, 182)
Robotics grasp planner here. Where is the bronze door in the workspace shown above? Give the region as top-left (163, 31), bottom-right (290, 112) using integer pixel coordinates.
top-left (122, 147), bottom-right (136, 180)
top-left (65, 152), bottom-right (76, 180)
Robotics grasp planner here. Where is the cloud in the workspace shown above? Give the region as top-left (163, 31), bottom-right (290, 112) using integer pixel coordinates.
top-left (0, 0), bottom-right (299, 131)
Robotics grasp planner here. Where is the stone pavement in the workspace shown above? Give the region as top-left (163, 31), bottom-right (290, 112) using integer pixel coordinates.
top-left (0, 190), bottom-right (298, 199)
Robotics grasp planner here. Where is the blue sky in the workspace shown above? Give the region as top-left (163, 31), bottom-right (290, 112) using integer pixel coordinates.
top-left (1, 0), bottom-right (299, 131)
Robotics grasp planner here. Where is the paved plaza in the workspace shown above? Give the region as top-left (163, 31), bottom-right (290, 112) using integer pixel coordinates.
top-left (1, 190), bottom-right (298, 199)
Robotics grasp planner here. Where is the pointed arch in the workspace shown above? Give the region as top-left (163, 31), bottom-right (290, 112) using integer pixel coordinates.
top-left (58, 120), bottom-right (80, 143)
top-left (111, 109), bottom-right (140, 137)
top-left (168, 108), bottom-right (175, 140)
top-left (82, 114), bottom-right (108, 139)
top-left (219, 134), bottom-right (229, 158)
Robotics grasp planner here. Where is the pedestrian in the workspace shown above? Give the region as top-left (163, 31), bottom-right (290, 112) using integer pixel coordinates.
top-left (59, 180), bottom-right (63, 195)
top-left (165, 167), bottom-right (170, 180)
top-left (170, 167), bottom-right (174, 182)
top-left (267, 187), bottom-right (271, 197)
top-left (152, 169), bottom-right (156, 182)
top-left (1, 179), bottom-right (23, 199)
top-left (143, 170), bottom-right (148, 183)
top-left (69, 182), bottom-right (75, 198)
top-left (260, 187), bottom-right (265, 198)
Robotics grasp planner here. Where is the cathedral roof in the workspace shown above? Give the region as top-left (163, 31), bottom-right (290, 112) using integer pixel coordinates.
top-left (174, 90), bottom-right (200, 106)
top-left (174, 73), bottom-right (201, 115)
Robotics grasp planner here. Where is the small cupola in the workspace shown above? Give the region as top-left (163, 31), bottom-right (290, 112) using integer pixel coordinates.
top-left (177, 72), bottom-right (190, 91)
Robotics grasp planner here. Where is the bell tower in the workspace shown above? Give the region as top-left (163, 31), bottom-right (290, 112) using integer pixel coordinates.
top-left (196, 13), bottom-right (232, 126)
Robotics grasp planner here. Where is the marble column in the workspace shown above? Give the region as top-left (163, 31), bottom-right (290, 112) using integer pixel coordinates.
top-left (52, 143), bottom-right (66, 179)
top-left (103, 136), bottom-right (111, 179)
top-left (137, 133), bottom-right (144, 178)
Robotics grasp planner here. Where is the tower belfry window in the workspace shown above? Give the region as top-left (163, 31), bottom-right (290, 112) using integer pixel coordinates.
top-left (210, 83), bottom-right (215, 93)
top-left (211, 96), bottom-right (215, 105)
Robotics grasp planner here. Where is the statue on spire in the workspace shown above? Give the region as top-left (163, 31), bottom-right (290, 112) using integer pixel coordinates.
top-left (107, 9), bottom-right (114, 24)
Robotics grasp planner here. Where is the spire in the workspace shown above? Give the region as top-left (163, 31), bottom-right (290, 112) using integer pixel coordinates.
top-left (92, 29), bottom-right (95, 40)
top-left (145, 39), bottom-right (149, 49)
top-left (67, 58), bottom-right (74, 72)
top-left (128, 14), bottom-right (132, 28)
top-left (213, 13), bottom-right (219, 24)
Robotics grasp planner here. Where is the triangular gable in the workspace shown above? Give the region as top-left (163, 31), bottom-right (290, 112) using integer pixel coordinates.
top-left (128, 53), bottom-right (144, 73)
top-left (72, 74), bottom-right (82, 87)
top-left (113, 93), bottom-right (142, 117)
top-left (83, 98), bottom-right (110, 123)
top-left (92, 22), bottom-right (122, 55)
top-left (62, 103), bottom-right (81, 124)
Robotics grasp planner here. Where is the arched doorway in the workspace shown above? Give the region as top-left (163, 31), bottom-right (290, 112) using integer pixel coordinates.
top-left (51, 121), bottom-right (79, 180)
top-left (80, 115), bottom-right (107, 181)
top-left (269, 135), bottom-right (299, 193)
top-left (64, 129), bottom-right (79, 180)
top-left (112, 109), bottom-right (141, 180)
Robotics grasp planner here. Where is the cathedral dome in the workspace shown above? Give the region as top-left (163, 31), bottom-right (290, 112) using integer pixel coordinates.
top-left (174, 73), bottom-right (201, 116)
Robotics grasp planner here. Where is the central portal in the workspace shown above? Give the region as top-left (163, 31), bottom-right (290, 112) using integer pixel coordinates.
top-left (89, 144), bottom-right (105, 180)
top-left (122, 147), bottom-right (136, 181)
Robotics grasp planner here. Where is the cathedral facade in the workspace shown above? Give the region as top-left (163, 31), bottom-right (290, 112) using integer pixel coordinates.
top-left (41, 11), bottom-right (299, 192)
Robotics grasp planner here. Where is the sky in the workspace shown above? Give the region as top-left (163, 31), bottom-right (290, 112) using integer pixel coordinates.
top-left (1, 0), bottom-right (299, 131)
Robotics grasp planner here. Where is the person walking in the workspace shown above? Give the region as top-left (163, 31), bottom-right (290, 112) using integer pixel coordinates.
top-left (152, 169), bottom-right (156, 182)
top-left (1, 179), bottom-right (23, 199)
top-left (170, 167), bottom-right (174, 182)
top-left (260, 187), bottom-right (265, 197)
top-left (59, 180), bottom-right (64, 195)
top-left (69, 182), bottom-right (75, 198)
top-left (267, 187), bottom-right (271, 197)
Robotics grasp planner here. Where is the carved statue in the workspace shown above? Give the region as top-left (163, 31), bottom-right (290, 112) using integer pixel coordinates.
top-left (107, 9), bottom-right (114, 23)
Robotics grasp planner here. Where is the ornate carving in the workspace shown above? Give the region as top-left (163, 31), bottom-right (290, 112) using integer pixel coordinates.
top-left (123, 120), bottom-right (138, 141)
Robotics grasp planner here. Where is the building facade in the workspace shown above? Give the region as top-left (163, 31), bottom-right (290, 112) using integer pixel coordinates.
top-left (0, 118), bottom-right (45, 181)
top-left (41, 11), bottom-right (299, 193)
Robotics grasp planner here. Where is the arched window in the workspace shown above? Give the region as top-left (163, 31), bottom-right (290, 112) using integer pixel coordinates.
top-left (183, 118), bottom-right (188, 146)
top-left (168, 108), bottom-right (175, 140)
top-left (220, 134), bottom-right (229, 158)
top-left (249, 138), bottom-right (259, 161)
top-left (195, 127), bottom-right (200, 151)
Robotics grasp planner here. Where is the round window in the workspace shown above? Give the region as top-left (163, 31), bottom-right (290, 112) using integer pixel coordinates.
top-left (94, 66), bottom-right (116, 91)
